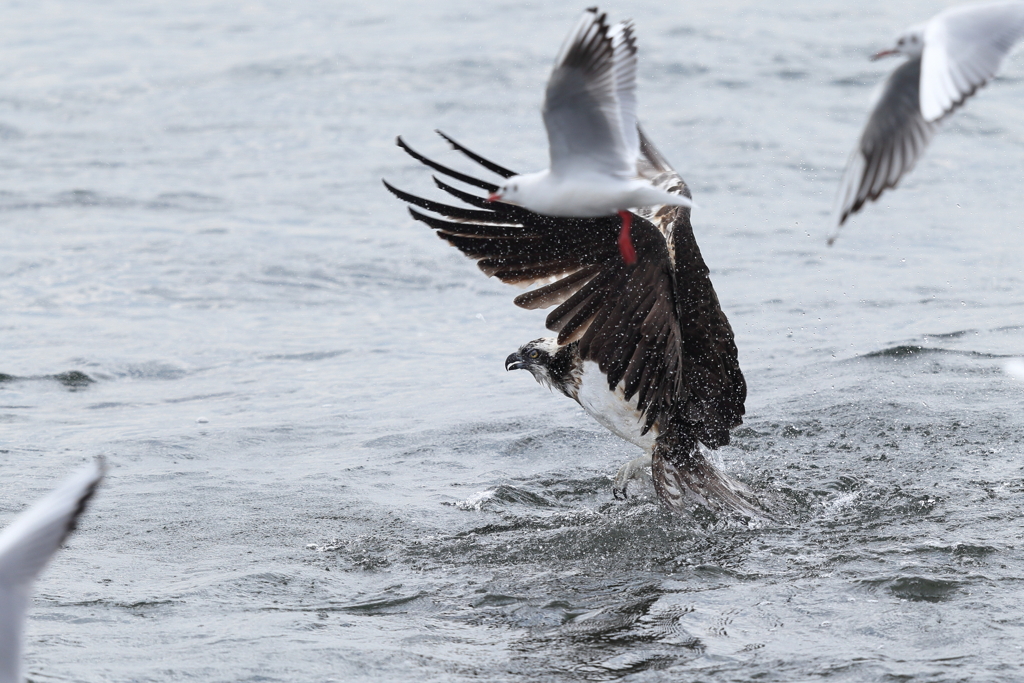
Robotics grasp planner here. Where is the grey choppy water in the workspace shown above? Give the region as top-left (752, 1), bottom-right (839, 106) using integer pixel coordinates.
top-left (2, 0), bottom-right (1024, 681)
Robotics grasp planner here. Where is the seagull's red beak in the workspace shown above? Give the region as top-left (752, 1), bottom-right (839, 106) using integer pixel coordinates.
top-left (486, 192), bottom-right (502, 203)
top-left (870, 48), bottom-right (899, 61)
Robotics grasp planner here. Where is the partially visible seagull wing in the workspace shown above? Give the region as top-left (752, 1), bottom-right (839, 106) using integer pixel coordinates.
top-left (833, 56), bottom-right (939, 230)
top-left (920, 1), bottom-right (1024, 122)
top-left (543, 8), bottom-right (637, 178)
top-left (0, 459), bottom-right (104, 683)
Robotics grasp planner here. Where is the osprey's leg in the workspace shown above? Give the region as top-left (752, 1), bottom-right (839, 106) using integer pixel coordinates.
top-left (612, 453), bottom-right (653, 499)
top-left (617, 211), bottom-right (637, 265)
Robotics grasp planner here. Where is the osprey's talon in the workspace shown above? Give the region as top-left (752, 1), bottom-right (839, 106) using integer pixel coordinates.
top-left (612, 454), bottom-right (653, 500)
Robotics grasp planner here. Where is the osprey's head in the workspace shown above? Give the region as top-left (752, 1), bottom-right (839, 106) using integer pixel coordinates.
top-left (505, 337), bottom-right (579, 399)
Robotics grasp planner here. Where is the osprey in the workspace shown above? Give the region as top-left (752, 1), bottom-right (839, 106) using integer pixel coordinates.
top-left (384, 130), bottom-right (761, 518)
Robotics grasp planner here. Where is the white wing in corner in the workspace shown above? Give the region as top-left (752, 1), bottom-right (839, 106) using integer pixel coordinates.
top-left (0, 459), bottom-right (104, 683)
top-left (920, 1), bottom-right (1024, 122)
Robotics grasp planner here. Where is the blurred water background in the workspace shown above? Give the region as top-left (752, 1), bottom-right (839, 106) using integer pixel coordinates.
top-left (2, 0), bottom-right (1024, 680)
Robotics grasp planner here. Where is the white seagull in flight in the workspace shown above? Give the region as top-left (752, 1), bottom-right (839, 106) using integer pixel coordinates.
top-left (487, 7), bottom-right (695, 265)
top-left (831, 1), bottom-right (1024, 241)
top-left (0, 459), bottom-right (103, 683)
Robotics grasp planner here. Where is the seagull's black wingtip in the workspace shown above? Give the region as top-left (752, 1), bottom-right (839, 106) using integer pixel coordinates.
top-left (435, 129), bottom-right (456, 149)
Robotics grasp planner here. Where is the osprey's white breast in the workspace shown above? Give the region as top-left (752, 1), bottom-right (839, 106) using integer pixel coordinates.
top-left (576, 360), bottom-right (658, 452)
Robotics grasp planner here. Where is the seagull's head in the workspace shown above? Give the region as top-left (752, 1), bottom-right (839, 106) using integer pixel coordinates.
top-left (488, 178), bottom-right (524, 205)
top-left (487, 171), bottom-right (549, 206)
top-left (873, 25), bottom-right (925, 60)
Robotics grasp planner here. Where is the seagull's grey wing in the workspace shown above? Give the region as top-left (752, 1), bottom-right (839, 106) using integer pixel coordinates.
top-left (920, 1), bottom-right (1024, 122)
top-left (610, 20), bottom-right (639, 165)
top-left (543, 9), bottom-right (637, 178)
top-left (0, 459), bottom-right (103, 683)
top-left (834, 56), bottom-right (939, 228)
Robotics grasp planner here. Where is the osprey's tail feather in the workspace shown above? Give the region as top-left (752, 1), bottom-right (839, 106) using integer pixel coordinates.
top-left (652, 432), bottom-right (768, 523)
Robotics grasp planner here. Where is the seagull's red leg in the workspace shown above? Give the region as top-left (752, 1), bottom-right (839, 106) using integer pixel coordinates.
top-left (617, 211), bottom-right (637, 265)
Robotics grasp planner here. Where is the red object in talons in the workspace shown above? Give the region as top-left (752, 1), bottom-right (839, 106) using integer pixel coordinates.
top-left (617, 211), bottom-right (637, 265)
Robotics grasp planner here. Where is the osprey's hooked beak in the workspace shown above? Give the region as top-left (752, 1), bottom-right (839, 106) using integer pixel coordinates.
top-left (505, 352), bottom-right (524, 371)
top-left (870, 48), bottom-right (899, 61)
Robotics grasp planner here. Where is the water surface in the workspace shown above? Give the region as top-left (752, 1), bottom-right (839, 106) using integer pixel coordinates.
top-left (2, 0), bottom-right (1024, 680)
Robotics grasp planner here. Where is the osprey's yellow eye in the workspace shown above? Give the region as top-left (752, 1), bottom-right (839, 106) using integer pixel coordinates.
top-left (527, 349), bottom-right (541, 360)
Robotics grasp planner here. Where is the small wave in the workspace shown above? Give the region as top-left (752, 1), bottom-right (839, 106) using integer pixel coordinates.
top-left (471, 593), bottom-right (525, 608)
top-left (306, 542), bottom-right (341, 552)
top-left (451, 485), bottom-right (558, 511)
top-left (146, 192), bottom-right (226, 212)
top-left (857, 575), bottom-right (964, 603)
top-left (831, 74), bottom-right (872, 87)
top-left (860, 345), bottom-right (1003, 360)
top-left (777, 69), bottom-right (807, 80)
top-left (0, 189), bottom-right (223, 213)
top-left (63, 598), bottom-right (178, 611)
top-left (262, 350), bottom-right (349, 362)
top-left (121, 361), bottom-right (188, 380)
top-left (453, 488), bottom-right (497, 511)
top-left (52, 371), bottom-right (94, 387)
top-left (556, 594), bottom-right (660, 638)
top-left (661, 61), bottom-right (710, 77)
top-left (821, 491), bottom-right (859, 516)
top-left (952, 543), bottom-right (998, 559)
top-left (228, 57), bottom-right (340, 81)
top-left (923, 329), bottom-right (975, 340)
top-left (54, 189), bottom-right (135, 208)
top-left (0, 370), bottom-right (94, 389)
